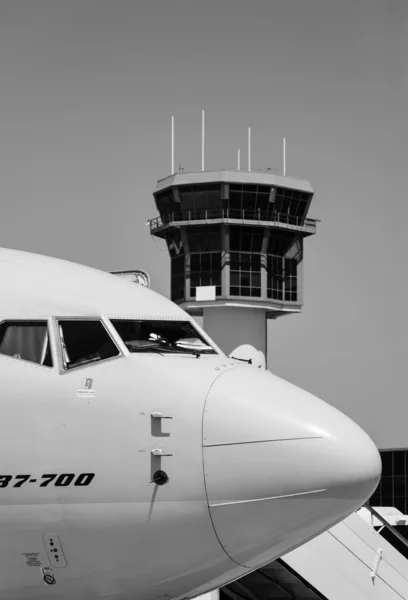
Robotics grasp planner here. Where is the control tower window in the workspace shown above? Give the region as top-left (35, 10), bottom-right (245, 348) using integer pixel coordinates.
top-left (229, 184), bottom-right (257, 216)
top-left (228, 184), bottom-right (270, 220)
top-left (190, 252), bottom-right (221, 297)
top-left (242, 184), bottom-right (257, 213)
top-left (268, 232), bottom-right (303, 259)
top-left (58, 320), bottom-right (120, 370)
top-left (229, 184), bottom-right (242, 215)
top-left (267, 255), bottom-right (284, 300)
top-left (171, 255), bottom-right (185, 301)
top-left (179, 183), bottom-right (221, 218)
top-left (256, 185), bottom-right (270, 219)
top-left (267, 255), bottom-right (298, 302)
top-left (0, 320), bottom-right (53, 367)
top-left (284, 258), bottom-right (298, 301)
top-left (155, 190), bottom-right (181, 222)
top-left (230, 226), bottom-right (263, 253)
top-left (230, 253), bottom-right (261, 297)
top-left (111, 319), bottom-right (217, 355)
top-left (274, 188), bottom-right (311, 220)
top-left (188, 226), bottom-right (221, 252)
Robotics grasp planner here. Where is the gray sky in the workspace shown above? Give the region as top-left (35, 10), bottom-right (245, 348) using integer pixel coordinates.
top-left (0, 0), bottom-right (406, 448)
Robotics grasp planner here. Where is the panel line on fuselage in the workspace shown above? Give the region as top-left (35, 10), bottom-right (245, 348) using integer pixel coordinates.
top-left (203, 436), bottom-right (323, 448)
top-left (210, 488), bottom-right (327, 507)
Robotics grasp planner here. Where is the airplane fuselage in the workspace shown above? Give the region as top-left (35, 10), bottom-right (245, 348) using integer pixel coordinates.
top-left (0, 248), bottom-right (381, 600)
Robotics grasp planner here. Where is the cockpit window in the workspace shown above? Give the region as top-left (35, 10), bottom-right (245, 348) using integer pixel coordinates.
top-left (0, 320), bottom-right (53, 367)
top-left (111, 319), bottom-right (217, 356)
top-left (58, 320), bottom-right (120, 369)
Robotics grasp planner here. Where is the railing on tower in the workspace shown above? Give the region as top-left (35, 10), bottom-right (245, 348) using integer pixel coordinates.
top-left (149, 209), bottom-right (317, 234)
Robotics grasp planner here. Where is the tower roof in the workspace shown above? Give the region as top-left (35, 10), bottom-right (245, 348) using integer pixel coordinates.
top-left (155, 170), bottom-right (313, 194)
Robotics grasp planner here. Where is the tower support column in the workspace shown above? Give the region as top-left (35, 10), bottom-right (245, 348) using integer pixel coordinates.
top-left (203, 306), bottom-right (267, 359)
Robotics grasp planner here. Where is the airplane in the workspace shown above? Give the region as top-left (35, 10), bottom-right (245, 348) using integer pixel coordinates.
top-left (0, 247), bottom-right (381, 600)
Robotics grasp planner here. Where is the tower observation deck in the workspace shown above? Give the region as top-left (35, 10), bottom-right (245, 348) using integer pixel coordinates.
top-left (149, 169), bottom-right (317, 362)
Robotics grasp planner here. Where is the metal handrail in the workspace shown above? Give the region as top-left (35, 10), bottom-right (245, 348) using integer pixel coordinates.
top-left (149, 209), bottom-right (317, 233)
top-left (363, 503), bottom-right (408, 553)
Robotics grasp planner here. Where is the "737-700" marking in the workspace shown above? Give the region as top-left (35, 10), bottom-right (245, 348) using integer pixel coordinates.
top-left (0, 473), bottom-right (95, 488)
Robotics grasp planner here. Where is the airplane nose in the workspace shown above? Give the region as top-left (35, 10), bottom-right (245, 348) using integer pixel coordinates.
top-left (202, 367), bottom-right (381, 568)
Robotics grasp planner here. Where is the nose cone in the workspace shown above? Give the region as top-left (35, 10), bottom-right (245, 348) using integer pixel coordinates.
top-left (203, 367), bottom-right (381, 568)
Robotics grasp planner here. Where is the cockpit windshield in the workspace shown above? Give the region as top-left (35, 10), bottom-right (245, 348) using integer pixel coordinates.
top-left (110, 320), bottom-right (217, 356)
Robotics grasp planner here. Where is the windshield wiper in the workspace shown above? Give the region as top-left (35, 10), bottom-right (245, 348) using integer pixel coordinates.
top-left (126, 341), bottom-right (164, 355)
top-left (168, 346), bottom-right (201, 358)
top-left (126, 340), bottom-right (200, 357)
top-left (230, 355), bottom-right (252, 364)
top-left (175, 339), bottom-right (213, 354)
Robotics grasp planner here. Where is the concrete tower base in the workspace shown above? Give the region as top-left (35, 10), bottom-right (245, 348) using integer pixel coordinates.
top-left (203, 306), bottom-right (267, 360)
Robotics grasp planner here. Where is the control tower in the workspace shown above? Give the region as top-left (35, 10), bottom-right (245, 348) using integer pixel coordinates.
top-left (149, 167), bottom-right (317, 363)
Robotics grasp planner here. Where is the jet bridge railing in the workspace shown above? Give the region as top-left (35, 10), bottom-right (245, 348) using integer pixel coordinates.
top-left (364, 502), bottom-right (408, 558)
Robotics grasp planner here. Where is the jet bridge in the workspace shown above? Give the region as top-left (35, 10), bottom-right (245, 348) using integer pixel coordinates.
top-left (222, 559), bottom-right (325, 599)
top-left (221, 505), bottom-right (408, 599)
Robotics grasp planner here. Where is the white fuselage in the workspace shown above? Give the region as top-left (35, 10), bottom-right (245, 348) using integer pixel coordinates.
top-left (0, 248), bottom-right (381, 600)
